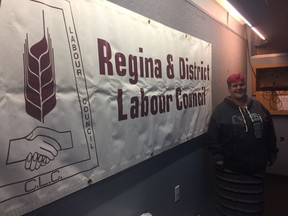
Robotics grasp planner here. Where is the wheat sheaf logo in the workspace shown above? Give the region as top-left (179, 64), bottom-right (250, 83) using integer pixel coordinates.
top-left (23, 11), bottom-right (56, 123)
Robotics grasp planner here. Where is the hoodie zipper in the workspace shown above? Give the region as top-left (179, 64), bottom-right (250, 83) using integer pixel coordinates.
top-left (238, 106), bottom-right (255, 172)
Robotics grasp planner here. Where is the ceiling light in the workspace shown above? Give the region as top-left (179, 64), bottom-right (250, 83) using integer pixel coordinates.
top-left (216, 0), bottom-right (266, 40)
top-left (251, 27), bottom-right (266, 40)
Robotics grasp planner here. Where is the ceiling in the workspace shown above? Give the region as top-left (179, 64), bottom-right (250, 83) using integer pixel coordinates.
top-left (229, 0), bottom-right (288, 54)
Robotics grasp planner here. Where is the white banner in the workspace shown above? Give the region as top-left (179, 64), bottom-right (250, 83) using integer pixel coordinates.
top-left (0, 0), bottom-right (212, 215)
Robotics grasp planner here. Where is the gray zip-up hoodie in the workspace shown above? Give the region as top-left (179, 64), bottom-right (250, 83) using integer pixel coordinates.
top-left (205, 96), bottom-right (278, 173)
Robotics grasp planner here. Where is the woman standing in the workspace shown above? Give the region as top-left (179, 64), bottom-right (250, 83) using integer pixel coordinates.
top-left (205, 72), bottom-right (278, 216)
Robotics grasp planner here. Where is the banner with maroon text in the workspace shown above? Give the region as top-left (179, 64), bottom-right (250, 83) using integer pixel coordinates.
top-left (0, 0), bottom-right (212, 214)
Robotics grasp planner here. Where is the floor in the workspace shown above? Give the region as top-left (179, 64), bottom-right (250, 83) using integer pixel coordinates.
top-left (264, 173), bottom-right (288, 216)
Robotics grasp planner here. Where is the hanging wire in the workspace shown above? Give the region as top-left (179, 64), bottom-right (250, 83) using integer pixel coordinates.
top-left (261, 90), bottom-right (288, 110)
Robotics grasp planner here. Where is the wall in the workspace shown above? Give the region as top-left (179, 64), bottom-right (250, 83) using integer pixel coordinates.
top-left (269, 116), bottom-right (288, 176)
top-left (25, 0), bottom-right (248, 215)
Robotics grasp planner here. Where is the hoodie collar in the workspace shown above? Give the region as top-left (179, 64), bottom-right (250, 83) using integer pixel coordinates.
top-left (224, 96), bottom-right (253, 109)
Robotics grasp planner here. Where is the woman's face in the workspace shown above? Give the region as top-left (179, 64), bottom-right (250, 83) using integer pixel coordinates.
top-left (228, 80), bottom-right (247, 100)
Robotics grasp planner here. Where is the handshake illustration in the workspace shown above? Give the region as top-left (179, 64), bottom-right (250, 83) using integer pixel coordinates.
top-left (6, 126), bottom-right (73, 171)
